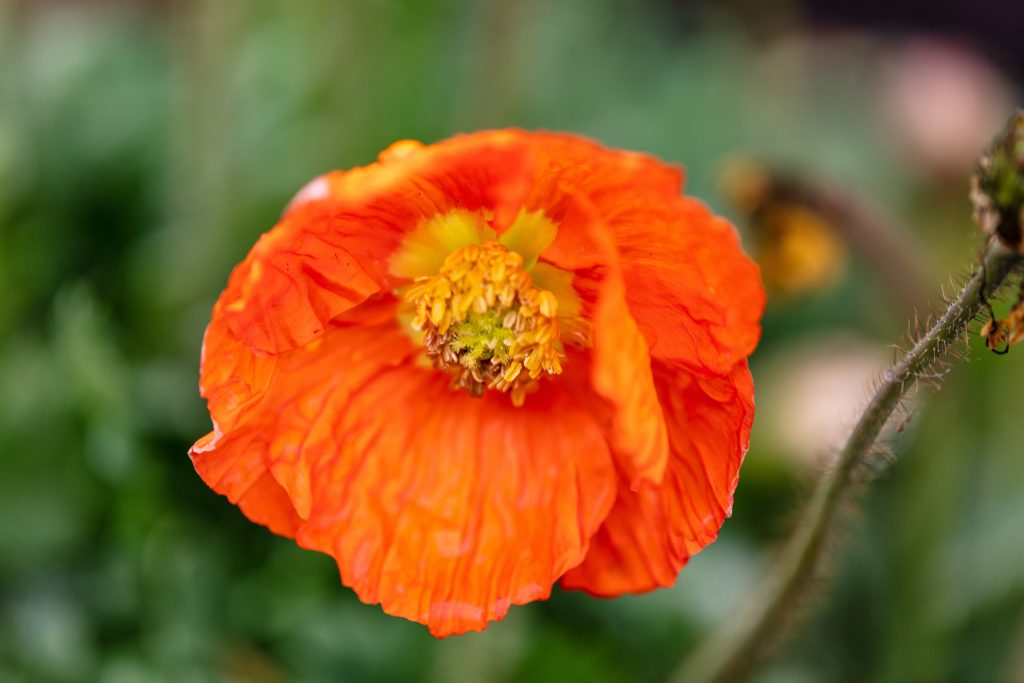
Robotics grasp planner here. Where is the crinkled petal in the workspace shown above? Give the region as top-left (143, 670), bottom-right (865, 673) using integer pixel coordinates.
top-left (297, 366), bottom-right (616, 636)
top-left (191, 428), bottom-right (301, 537)
top-left (221, 134), bottom-right (537, 355)
top-left (193, 297), bottom-right (416, 519)
top-left (190, 298), bottom-right (616, 637)
top-left (540, 193), bottom-right (670, 488)
top-left (560, 360), bottom-right (755, 595)
top-left (610, 200), bottom-right (764, 373)
top-left (519, 132), bottom-right (764, 375)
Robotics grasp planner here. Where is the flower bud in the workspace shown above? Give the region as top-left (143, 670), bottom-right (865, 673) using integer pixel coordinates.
top-left (972, 111), bottom-right (1024, 251)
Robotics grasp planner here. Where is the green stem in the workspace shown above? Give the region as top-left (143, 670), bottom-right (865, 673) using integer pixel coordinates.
top-left (674, 243), bottom-right (1021, 683)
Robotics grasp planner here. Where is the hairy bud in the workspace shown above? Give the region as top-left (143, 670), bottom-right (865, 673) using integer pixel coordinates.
top-left (972, 111), bottom-right (1024, 251)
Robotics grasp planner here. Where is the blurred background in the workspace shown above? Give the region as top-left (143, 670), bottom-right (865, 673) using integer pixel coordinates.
top-left (1, 1), bottom-right (1022, 681)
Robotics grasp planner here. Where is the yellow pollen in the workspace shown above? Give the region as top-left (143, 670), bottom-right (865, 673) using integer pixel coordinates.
top-left (405, 240), bottom-right (563, 405)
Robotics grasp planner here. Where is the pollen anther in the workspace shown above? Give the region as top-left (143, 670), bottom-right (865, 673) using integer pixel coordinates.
top-left (405, 240), bottom-right (563, 405)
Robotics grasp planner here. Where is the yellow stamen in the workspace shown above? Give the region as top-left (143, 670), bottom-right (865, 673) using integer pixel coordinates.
top-left (405, 240), bottom-right (563, 404)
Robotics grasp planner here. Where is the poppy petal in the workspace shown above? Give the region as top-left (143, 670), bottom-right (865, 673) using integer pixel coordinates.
top-left (296, 368), bottom-right (616, 636)
top-left (217, 205), bottom-right (383, 355)
top-left (610, 199), bottom-right (764, 374)
top-left (520, 133), bottom-right (764, 374)
top-left (194, 306), bottom-right (276, 436)
top-left (222, 134), bottom-right (536, 355)
top-left (191, 299), bottom-right (617, 637)
top-left (192, 429), bottom-right (302, 536)
top-left (559, 360), bottom-right (755, 595)
top-left (239, 472), bottom-right (304, 537)
top-left (541, 194), bottom-right (670, 488)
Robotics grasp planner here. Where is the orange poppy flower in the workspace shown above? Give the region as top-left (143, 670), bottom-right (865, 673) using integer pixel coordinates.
top-left (190, 130), bottom-right (764, 637)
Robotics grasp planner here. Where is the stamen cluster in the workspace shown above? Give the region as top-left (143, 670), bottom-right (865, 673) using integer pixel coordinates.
top-left (405, 240), bottom-right (562, 405)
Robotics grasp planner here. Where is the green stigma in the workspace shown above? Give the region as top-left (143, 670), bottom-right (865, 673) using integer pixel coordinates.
top-left (448, 311), bottom-right (516, 369)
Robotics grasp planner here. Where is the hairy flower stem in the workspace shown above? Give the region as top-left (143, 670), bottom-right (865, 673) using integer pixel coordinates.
top-left (675, 243), bottom-right (1021, 683)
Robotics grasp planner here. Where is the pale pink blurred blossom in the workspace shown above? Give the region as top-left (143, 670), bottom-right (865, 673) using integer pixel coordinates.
top-left (882, 39), bottom-right (1014, 179)
top-left (758, 334), bottom-right (891, 467)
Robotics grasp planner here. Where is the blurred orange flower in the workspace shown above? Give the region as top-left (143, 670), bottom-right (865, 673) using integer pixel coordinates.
top-left (190, 130), bottom-right (764, 636)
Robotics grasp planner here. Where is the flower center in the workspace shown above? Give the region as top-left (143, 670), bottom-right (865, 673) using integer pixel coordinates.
top-left (404, 240), bottom-right (562, 405)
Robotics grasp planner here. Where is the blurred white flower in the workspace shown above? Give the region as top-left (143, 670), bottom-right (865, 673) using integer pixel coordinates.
top-left (757, 334), bottom-right (890, 467)
top-left (882, 38), bottom-right (1014, 180)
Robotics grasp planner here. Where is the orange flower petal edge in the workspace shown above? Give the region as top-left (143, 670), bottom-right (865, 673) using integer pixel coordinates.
top-left (190, 129), bottom-right (765, 636)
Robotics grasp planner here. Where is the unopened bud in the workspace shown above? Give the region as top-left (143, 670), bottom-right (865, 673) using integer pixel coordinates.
top-left (972, 111), bottom-right (1024, 251)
